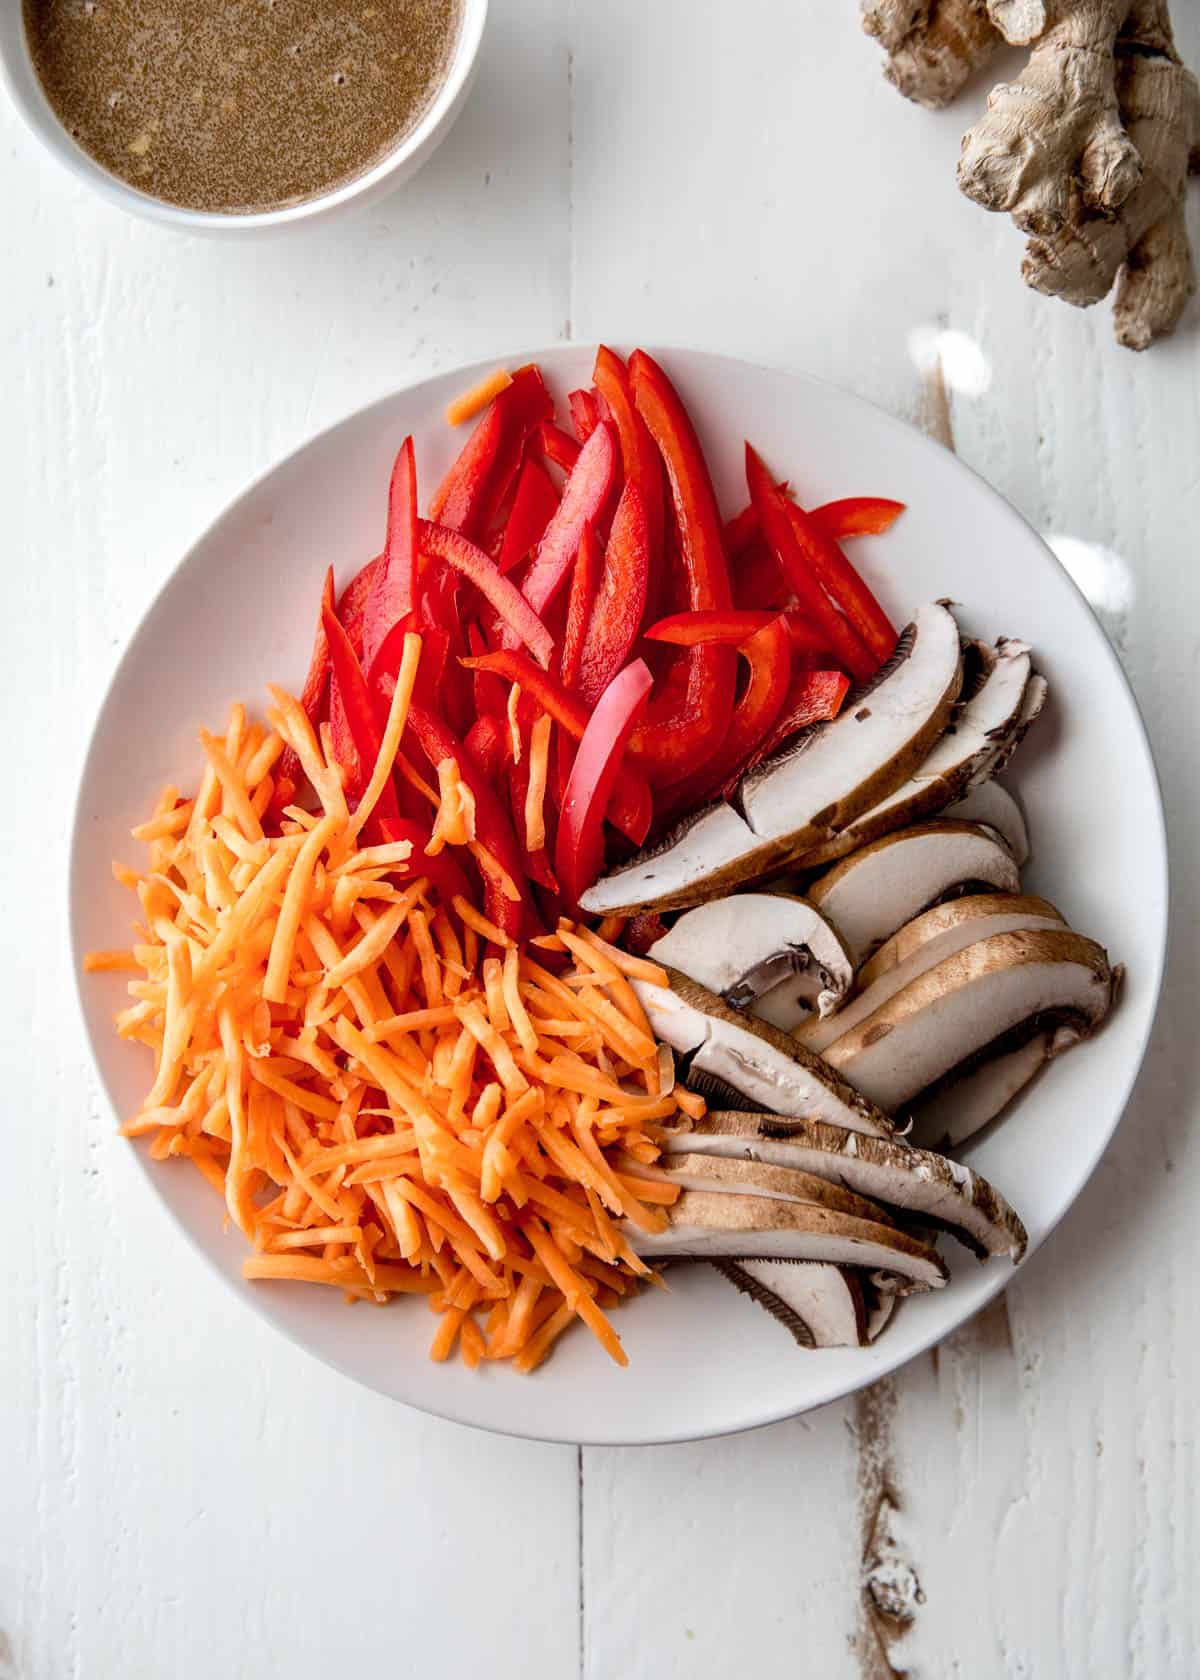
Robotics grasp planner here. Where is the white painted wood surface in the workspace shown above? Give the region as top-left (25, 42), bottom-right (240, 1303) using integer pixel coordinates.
top-left (3, 3), bottom-right (1197, 1675)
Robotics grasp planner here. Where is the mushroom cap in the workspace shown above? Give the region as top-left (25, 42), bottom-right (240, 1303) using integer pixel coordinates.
top-left (796, 894), bottom-right (1067, 1055)
top-left (807, 820), bottom-right (1022, 966)
top-left (630, 1190), bottom-right (949, 1292)
top-left (634, 967), bottom-right (896, 1137)
top-left (660, 1109), bottom-right (1028, 1260)
top-left (822, 927), bottom-right (1116, 1111)
top-left (620, 1149), bottom-right (896, 1225)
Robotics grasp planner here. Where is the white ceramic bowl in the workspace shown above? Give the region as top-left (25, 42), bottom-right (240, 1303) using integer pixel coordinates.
top-left (0, 0), bottom-right (487, 232)
top-left (70, 346), bottom-right (1167, 1444)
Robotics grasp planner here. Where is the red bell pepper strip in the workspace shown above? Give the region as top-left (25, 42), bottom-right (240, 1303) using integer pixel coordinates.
top-left (725, 493), bottom-right (905, 558)
top-left (466, 622), bottom-right (508, 721)
top-left (560, 518), bottom-right (603, 691)
top-left (321, 605), bottom-right (402, 830)
top-left (405, 704), bottom-right (535, 935)
top-left (536, 420), bottom-right (582, 473)
top-left (644, 607), bottom-right (778, 647)
top-left (497, 456), bottom-right (559, 575)
top-left (745, 444), bottom-right (879, 682)
top-left (662, 617), bottom-right (792, 814)
top-left (269, 565), bottom-right (335, 820)
top-left (361, 436), bottom-right (417, 681)
top-left (460, 648), bottom-right (652, 846)
top-left (592, 345), bottom-right (665, 575)
top-left (731, 540), bottom-right (791, 612)
top-left (521, 421), bottom-right (618, 616)
top-left (626, 350), bottom-right (737, 786)
top-left (431, 365), bottom-right (553, 539)
top-left (783, 496), bottom-right (897, 666)
top-left (464, 712), bottom-right (512, 781)
top-left (556, 660), bottom-right (654, 912)
top-left (811, 496), bottom-right (905, 538)
top-left (337, 556), bottom-right (381, 625)
top-left (418, 519), bottom-right (555, 667)
top-left (576, 481), bottom-right (650, 706)
top-left (377, 816), bottom-right (474, 908)
top-left (568, 388), bottom-right (600, 444)
top-left (329, 677), bottom-right (364, 800)
top-left (740, 668), bottom-right (851, 780)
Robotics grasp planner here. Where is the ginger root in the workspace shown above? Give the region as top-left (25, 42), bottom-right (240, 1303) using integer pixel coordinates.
top-left (862, 0), bottom-right (1200, 347)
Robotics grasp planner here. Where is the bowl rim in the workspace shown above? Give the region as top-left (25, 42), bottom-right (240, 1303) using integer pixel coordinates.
top-left (0, 0), bottom-right (488, 231)
top-left (67, 343), bottom-right (1170, 1444)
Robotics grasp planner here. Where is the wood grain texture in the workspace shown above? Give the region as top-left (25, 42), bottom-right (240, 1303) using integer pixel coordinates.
top-left (3, 0), bottom-right (1198, 1675)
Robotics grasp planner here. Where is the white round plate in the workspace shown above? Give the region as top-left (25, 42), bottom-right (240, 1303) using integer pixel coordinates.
top-left (71, 346), bottom-right (1166, 1445)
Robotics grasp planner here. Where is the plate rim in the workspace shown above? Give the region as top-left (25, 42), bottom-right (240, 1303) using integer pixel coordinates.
top-left (68, 342), bottom-right (1169, 1445)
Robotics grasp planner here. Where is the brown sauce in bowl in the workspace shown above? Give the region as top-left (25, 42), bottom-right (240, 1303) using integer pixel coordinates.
top-left (23, 0), bottom-right (462, 214)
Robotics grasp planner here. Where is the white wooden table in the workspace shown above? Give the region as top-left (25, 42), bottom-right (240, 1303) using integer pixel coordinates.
top-left (4, 5), bottom-right (1198, 1675)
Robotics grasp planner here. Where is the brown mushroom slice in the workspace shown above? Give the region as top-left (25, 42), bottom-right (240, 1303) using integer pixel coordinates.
top-left (647, 893), bottom-right (853, 1027)
top-left (658, 1110), bottom-right (1028, 1260)
top-left (629, 1191), bottom-right (949, 1294)
top-left (618, 1150), bottom-right (896, 1225)
top-left (822, 929), bottom-right (1117, 1112)
top-left (796, 894), bottom-right (1066, 1054)
top-left (632, 968), bottom-right (896, 1138)
top-left (976, 672), bottom-right (1048, 780)
top-left (713, 1261), bottom-right (869, 1348)
top-left (907, 1024), bottom-right (1083, 1151)
top-left (943, 779), bottom-right (1030, 866)
top-left (799, 638), bottom-right (1032, 867)
top-left (580, 602), bottom-right (963, 916)
top-left (806, 821), bottom-right (1022, 966)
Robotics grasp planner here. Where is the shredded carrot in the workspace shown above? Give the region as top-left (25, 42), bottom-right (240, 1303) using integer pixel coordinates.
top-left (524, 712), bottom-right (552, 854)
top-left (87, 662), bottom-right (702, 1376)
top-left (445, 366), bottom-right (512, 427)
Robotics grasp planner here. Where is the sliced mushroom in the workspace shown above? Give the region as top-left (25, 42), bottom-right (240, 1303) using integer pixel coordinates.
top-left (863, 1282), bottom-right (897, 1342)
top-left (713, 1261), bottom-right (868, 1348)
top-left (800, 638), bottom-right (1032, 867)
top-left (944, 779), bottom-right (1029, 866)
top-left (660, 1110), bottom-right (1028, 1260)
top-left (978, 672), bottom-right (1048, 780)
top-left (629, 1191), bottom-right (949, 1293)
top-left (796, 894), bottom-right (1066, 1054)
top-left (647, 893), bottom-right (853, 1027)
top-left (631, 968), bottom-right (896, 1137)
top-left (619, 1150), bottom-right (896, 1224)
top-left (580, 602), bottom-right (963, 915)
top-left (806, 821), bottom-right (1021, 966)
top-left (907, 1024), bottom-right (1081, 1151)
top-left (822, 928), bottom-right (1117, 1111)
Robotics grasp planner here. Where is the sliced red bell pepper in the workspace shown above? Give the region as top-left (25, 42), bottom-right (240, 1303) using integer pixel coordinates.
top-left (625, 350), bottom-right (737, 786)
top-left (560, 518), bottom-right (603, 691)
top-left (724, 493), bottom-right (905, 558)
top-left (361, 436), bottom-right (417, 682)
top-left (328, 677), bottom-right (364, 800)
top-left (269, 565), bottom-right (335, 820)
top-left (460, 647), bottom-right (652, 846)
top-left (521, 421), bottom-right (618, 616)
top-left (405, 704), bottom-right (535, 936)
top-left (321, 604), bottom-right (401, 825)
top-left (731, 540), bottom-right (790, 612)
top-left (466, 622), bottom-right (508, 721)
top-left (745, 444), bottom-right (879, 682)
top-left (536, 420), bottom-right (582, 473)
top-left (336, 556), bottom-right (381, 625)
top-left (673, 617), bottom-right (791, 810)
top-left (419, 518), bottom-right (555, 666)
top-left (568, 388), bottom-right (600, 444)
top-left (556, 660), bottom-right (654, 912)
top-left (576, 481), bottom-right (650, 706)
top-left (430, 365), bottom-right (553, 539)
top-left (644, 607), bottom-right (778, 647)
top-left (464, 712), bottom-right (513, 781)
top-left (377, 815), bottom-right (474, 908)
top-left (741, 668), bottom-right (851, 779)
top-left (592, 345), bottom-right (665, 575)
top-left (782, 495), bottom-right (897, 667)
top-left (811, 496), bottom-right (905, 538)
top-left (497, 456), bottom-right (560, 575)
